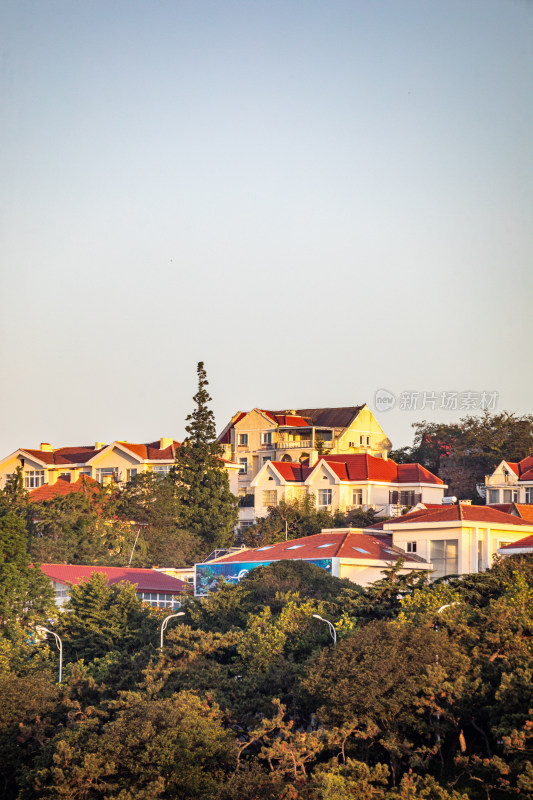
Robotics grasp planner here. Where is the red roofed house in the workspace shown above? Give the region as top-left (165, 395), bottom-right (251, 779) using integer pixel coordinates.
top-left (195, 528), bottom-right (431, 595)
top-left (249, 452), bottom-right (446, 522)
top-left (218, 405), bottom-right (393, 529)
top-left (375, 504), bottom-right (533, 579)
top-left (485, 456), bottom-right (533, 507)
top-left (0, 438), bottom-right (240, 497)
top-left (40, 563), bottom-right (191, 608)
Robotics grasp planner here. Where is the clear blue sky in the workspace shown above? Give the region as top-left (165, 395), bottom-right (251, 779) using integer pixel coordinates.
top-left (1, 0), bottom-right (532, 455)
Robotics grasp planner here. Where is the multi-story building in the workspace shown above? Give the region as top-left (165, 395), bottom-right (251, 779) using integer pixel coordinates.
top-left (485, 455), bottom-right (533, 506)
top-left (0, 438), bottom-right (240, 495)
top-left (218, 404), bottom-right (392, 526)
top-left (248, 452), bottom-right (446, 522)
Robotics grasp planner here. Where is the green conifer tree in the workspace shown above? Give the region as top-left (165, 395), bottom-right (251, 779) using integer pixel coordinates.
top-left (172, 362), bottom-right (238, 553)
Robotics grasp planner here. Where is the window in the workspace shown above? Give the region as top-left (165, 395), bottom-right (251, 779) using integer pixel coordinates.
top-left (359, 435), bottom-right (364, 445)
top-left (487, 489), bottom-right (500, 504)
top-left (317, 542), bottom-right (334, 548)
top-left (152, 465), bottom-right (170, 478)
top-left (79, 469), bottom-right (91, 476)
top-left (477, 540), bottom-right (483, 572)
top-left (261, 432), bottom-right (273, 445)
top-left (399, 490), bottom-right (416, 506)
top-left (430, 539), bottom-right (458, 579)
top-left (238, 434), bottom-right (248, 446)
top-left (503, 489), bottom-right (518, 503)
top-left (96, 467), bottom-right (119, 483)
top-left (290, 488), bottom-right (305, 503)
top-left (262, 490), bottom-right (277, 507)
top-left (139, 592), bottom-right (180, 608)
top-left (24, 470), bottom-right (45, 489)
top-left (239, 458), bottom-right (248, 475)
top-left (286, 544), bottom-right (304, 550)
top-left (366, 436), bottom-right (371, 446)
top-left (256, 545), bottom-right (274, 551)
top-left (406, 541), bottom-right (417, 553)
top-left (352, 489), bottom-right (363, 506)
top-left (353, 547), bottom-right (370, 554)
top-left (127, 468), bottom-right (138, 481)
top-left (4, 473), bottom-right (17, 488)
top-left (317, 488), bottom-right (332, 507)
top-left (238, 490), bottom-right (254, 507)
top-left (526, 488), bottom-right (533, 504)
top-left (262, 456), bottom-right (272, 465)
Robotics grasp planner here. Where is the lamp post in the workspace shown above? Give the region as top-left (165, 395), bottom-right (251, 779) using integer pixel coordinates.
top-left (160, 612), bottom-right (185, 650)
top-left (36, 626), bottom-right (63, 683)
top-left (312, 613), bottom-right (337, 646)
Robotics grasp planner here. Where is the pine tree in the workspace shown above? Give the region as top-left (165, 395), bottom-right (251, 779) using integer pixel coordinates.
top-left (172, 362), bottom-right (238, 553)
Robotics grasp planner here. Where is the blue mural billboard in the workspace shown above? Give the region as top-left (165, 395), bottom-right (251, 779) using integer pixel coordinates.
top-left (195, 558), bottom-right (333, 596)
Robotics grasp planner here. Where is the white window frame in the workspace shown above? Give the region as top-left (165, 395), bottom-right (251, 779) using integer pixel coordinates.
top-left (261, 431), bottom-right (273, 445)
top-left (239, 458), bottom-right (248, 475)
top-left (317, 488), bottom-right (332, 507)
top-left (262, 489), bottom-right (277, 507)
top-left (238, 433), bottom-right (248, 446)
top-left (96, 467), bottom-right (119, 483)
top-left (526, 487), bottom-right (533, 504)
top-left (24, 470), bottom-right (45, 489)
top-left (406, 541), bottom-right (417, 553)
top-left (352, 489), bottom-right (363, 506)
top-left (152, 464), bottom-right (171, 478)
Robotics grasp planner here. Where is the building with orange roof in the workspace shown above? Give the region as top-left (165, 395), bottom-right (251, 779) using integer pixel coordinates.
top-left (0, 438), bottom-right (240, 496)
top-left (40, 563), bottom-right (191, 608)
top-left (485, 455), bottom-right (533, 506)
top-left (218, 404), bottom-right (394, 528)
top-left (195, 528), bottom-right (431, 595)
top-left (247, 452), bottom-right (446, 523)
top-left (375, 503), bottom-right (533, 579)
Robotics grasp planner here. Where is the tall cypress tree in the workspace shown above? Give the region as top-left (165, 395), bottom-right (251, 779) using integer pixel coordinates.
top-left (173, 362), bottom-right (238, 553)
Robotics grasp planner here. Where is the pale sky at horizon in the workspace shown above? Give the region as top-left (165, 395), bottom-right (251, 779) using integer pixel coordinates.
top-left (1, 0), bottom-right (532, 457)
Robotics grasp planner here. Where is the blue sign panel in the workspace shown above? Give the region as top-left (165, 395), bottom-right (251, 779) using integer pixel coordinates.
top-left (195, 558), bottom-right (333, 596)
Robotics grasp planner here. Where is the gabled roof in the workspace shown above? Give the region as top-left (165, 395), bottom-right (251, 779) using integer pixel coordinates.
top-left (205, 529), bottom-right (428, 566)
top-left (29, 475), bottom-right (100, 504)
top-left (270, 462), bottom-right (314, 482)
top-left (494, 456), bottom-right (533, 481)
top-left (273, 406), bottom-right (365, 429)
top-left (218, 405), bottom-right (367, 443)
top-left (13, 440), bottom-right (180, 467)
top-left (318, 454), bottom-right (443, 485)
top-left (40, 564), bottom-right (189, 594)
top-left (376, 504), bottom-right (533, 528)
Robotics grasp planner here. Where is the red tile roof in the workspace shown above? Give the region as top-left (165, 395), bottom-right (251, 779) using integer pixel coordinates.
top-left (512, 504), bottom-right (533, 523)
top-left (274, 415), bottom-right (310, 427)
top-left (40, 564), bottom-right (189, 594)
top-left (499, 535), bottom-right (533, 551)
top-left (272, 462), bottom-right (313, 481)
top-left (218, 406), bottom-right (366, 443)
top-left (501, 456), bottom-right (533, 481)
top-left (29, 475), bottom-right (100, 504)
top-left (379, 504), bottom-right (533, 527)
top-left (319, 454), bottom-right (443, 485)
top-left (19, 440), bottom-right (180, 466)
top-left (207, 530), bottom-right (427, 565)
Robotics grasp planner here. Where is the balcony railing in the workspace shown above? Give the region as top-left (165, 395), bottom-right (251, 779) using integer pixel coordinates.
top-left (276, 439), bottom-right (313, 450)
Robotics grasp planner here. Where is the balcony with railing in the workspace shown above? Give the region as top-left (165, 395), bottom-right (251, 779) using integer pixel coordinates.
top-left (276, 439), bottom-right (313, 450)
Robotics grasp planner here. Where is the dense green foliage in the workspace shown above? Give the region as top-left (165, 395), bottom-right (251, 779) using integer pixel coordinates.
top-left (243, 495), bottom-right (378, 547)
top-left (391, 411), bottom-right (533, 500)
top-left (1, 553), bottom-right (532, 799)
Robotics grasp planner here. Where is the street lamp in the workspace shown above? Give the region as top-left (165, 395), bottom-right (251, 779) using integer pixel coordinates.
top-left (312, 613), bottom-right (337, 646)
top-left (36, 625), bottom-right (63, 683)
top-left (160, 611), bottom-right (185, 650)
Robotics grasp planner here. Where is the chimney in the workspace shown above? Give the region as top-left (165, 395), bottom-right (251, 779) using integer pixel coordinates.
top-left (94, 442), bottom-right (105, 450)
top-left (40, 443), bottom-right (53, 452)
top-left (160, 437), bottom-right (173, 449)
top-left (309, 450), bottom-right (319, 467)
